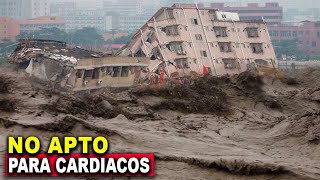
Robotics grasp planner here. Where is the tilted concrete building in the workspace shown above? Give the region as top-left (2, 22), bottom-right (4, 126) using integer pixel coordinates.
top-left (120, 4), bottom-right (277, 77)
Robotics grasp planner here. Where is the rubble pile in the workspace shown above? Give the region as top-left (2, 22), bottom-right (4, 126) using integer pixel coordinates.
top-left (9, 39), bottom-right (110, 67)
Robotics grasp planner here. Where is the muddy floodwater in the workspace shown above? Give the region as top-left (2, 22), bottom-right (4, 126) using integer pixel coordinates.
top-left (0, 67), bottom-right (320, 180)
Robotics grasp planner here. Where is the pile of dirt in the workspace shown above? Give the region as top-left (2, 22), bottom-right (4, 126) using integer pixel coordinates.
top-left (279, 112), bottom-right (320, 144)
top-left (132, 75), bottom-right (230, 115)
top-left (0, 99), bottom-right (16, 112)
top-left (234, 70), bottom-right (264, 95)
top-left (42, 95), bottom-right (120, 119)
top-left (0, 75), bottom-right (13, 93)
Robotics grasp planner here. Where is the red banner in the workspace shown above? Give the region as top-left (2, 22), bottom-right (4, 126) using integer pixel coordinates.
top-left (5, 154), bottom-right (154, 177)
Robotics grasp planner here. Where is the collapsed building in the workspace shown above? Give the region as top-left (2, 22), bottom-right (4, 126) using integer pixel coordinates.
top-left (119, 4), bottom-right (278, 77)
top-left (10, 39), bottom-right (150, 92)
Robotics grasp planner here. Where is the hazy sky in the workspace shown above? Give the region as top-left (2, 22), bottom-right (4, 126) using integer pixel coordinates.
top-left (49, 0), bottom-right (320, 10)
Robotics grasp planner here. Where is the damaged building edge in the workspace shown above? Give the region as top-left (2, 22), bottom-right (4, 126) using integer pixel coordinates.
top-left (11, 39), bottom-right (150, 92)
top-left (120, 4), bottom-right (278, 77)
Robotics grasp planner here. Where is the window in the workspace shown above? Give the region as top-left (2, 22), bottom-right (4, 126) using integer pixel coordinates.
top-left (175, 58), bottom-right (189, 69)
top-left (312, 41), bottom-right (317, 47)
top-left (208, 10), bottom-right (216, 20)
top-left (166, 43), bottom-right (186, 55)
top-left (200, 50), bottom-right (208, 57)
top-left (317, 32), bottom-right (320, 38)
top-left (280, 31), bottom-right (291, 37)
top-left (121, 67), bottom-right (129, 77)
top-left (191, 18), bottom-right (198, 25)
top-left (112, 67), bottom-right (121, 77)
top-left (251, 43), bottom-right (263, 53)
top-left (218, 42), bottom-right (232, 52)
top-left (255, 59), bottom-right (269, 67)
top-left (76, 70), bottom-right (83, 78)
top-left (293, 31), bottom-right (297, 37)
top-left (167, 9), bottom-right (174, 19)
top-left (161, 25), bottom-right (179, 36)
top-left (222, 59), bottom-right (237, 69)
top-left (213, 27), bottom-right (227, 37)
top-left (246, 27), bottom-right (259, 37)
top-left (195, 34), bottom-right (203, 41)
top-left (84, 70), bottom-right (93, 79)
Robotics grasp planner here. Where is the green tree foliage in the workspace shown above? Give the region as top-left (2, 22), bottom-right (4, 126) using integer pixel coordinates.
top-left (71, 27), bottom-right (104, 47)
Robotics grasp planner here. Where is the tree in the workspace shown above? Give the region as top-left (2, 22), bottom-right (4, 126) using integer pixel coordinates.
top-left (71, 27), bottom-right (105, 48)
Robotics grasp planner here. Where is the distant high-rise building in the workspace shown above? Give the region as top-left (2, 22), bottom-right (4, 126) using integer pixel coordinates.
top-left (160, 0), bottom-right (194, 6)
top-left (0, 0), bottom-right (49, 19)
top-left (104, 0), bottom-right (143, 16)
top-left (211, 3), bottom-right (283, 25)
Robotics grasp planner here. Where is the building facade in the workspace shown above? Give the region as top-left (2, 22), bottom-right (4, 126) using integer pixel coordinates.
top-left (0, 16), bottom-right (65, 42)
top-left (0, 17), bottom-right (20, 42)
top-left (121, 4), bottom-right (277, 77)
top-left (17, 16), bottom-right (65, 33)
top-left (268, 21), bottom-right (320, 55)
top-left (210, 3), bottom-right (283, 25)
top-left (50, 2), bottom-right (106, 32)
top-left (0, 0), bottom-right (49, 19)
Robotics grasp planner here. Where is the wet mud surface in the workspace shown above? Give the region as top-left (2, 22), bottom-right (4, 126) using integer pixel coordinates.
top-left (0, 67), bottom-right (320, 179)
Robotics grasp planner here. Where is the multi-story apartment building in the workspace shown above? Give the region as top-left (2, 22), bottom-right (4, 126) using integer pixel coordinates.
top-left (121, 4), bottom-right (277, 77)
top-left (268, 21), bottom-right (320, 55)
top-left (0, 0), bottom-right (49, 19)
top-left (210, 3), bottom-right (283, 25)
top-left (0, 17), bottom-right (20, 42)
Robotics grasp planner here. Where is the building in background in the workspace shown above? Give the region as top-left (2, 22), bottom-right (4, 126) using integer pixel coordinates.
top-left (268, 21), bottom-right (320, 55)
top-left (0, 16), bottom-right (65, 42)
top-left (50, 2), bottom-right (77, 16)
top-left (103, 0), bottom-right (160, 33)
top-left (121, 4), bottom-right (277, 77)
top-left (17, 16), bottom-right (65, 33)
top-left (50, 2), bottom-right (106, 32)
top-left (210, 3), bottom-right (283, 25)
top-left (160, 0), bottom-right (194, 6)
top-left (61, 9), bottom-right (105, 32)
top-left (0, 0), bottom-right (50, 19)
top-left (0, 17), bottom-right (20, 42)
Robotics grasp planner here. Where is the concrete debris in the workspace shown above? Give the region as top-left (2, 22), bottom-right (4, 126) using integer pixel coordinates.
top-left (10, 39), bottom-right (150, 92)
